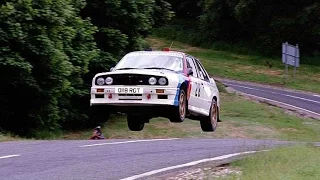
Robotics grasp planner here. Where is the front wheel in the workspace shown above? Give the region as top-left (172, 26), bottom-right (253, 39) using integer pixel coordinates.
top-left (200, 99), bottom-right (218, 132)
top-left (127, 114), bottom-right (145, 131)
top-left (169, 88), bottom-right (187, 122)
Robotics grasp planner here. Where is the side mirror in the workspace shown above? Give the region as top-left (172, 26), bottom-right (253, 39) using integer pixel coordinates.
top-left (110, 67), bottom-right (115, 72)
top-left (187, 68), bottom-right (193, 76)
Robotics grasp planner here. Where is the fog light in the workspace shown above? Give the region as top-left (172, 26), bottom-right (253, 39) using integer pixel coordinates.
top-left (156, 89), bottom-right (164, 93)
top-left (97, 89), bottom-right (104, 92)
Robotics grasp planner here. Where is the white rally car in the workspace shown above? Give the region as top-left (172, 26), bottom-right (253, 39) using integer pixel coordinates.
top-left (90, 49), bottom-right (220, 131)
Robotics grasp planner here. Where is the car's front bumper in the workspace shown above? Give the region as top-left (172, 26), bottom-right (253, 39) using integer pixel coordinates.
top-left (90, 86), bottom-right (179, 106)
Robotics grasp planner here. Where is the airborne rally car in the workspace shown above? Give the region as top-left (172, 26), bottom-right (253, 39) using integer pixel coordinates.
top-left (90, 49), bottom-right (220, 132)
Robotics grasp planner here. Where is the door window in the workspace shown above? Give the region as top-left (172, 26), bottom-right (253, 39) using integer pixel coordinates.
top-left (194, 59), bottom-right (210, 82)
top-left (186, 57), bottom-right (198, 77)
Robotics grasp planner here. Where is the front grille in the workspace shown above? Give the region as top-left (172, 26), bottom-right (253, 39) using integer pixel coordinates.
top-left (95, 74), bottom-right (168, 86)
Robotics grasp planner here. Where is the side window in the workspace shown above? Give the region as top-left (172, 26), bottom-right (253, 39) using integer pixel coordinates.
top-left (195, 59), bottom-right (210, 82)
top-left (186, 57), bottom-right (198, 77)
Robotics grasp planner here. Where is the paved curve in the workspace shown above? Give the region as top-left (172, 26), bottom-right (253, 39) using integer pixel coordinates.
top-left (0, 139), bottom-right (292, 180)
top-left (219, 79), bottom-right (320, 118)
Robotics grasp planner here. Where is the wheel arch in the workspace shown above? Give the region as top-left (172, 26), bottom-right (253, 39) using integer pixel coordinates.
top-left (212, 96), bottom-right (221, 122)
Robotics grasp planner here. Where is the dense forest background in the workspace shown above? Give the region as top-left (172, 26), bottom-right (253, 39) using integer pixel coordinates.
top-left (0, 0), bottom-right (319, 137)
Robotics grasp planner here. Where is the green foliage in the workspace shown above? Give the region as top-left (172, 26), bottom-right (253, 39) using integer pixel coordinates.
top-left (0, 0), bottom-right (98, 135)
top-left (201, 0), bottom-right (320, 55)
top-left (156, 0), bottom-right (319, 63)
top-left (166, 0), bottom-right (202, 18)
top-left (0, 0), bottom-right (173, 137)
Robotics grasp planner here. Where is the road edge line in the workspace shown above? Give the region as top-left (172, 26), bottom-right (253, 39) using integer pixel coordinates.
top-left (120, 150), bottom-right (267, 180)
top-left (0, 154), bottom-right (21, 159)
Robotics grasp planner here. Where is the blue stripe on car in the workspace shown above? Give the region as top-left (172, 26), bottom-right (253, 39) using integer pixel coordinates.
top-left (173, 75), bottom-right (185, 106)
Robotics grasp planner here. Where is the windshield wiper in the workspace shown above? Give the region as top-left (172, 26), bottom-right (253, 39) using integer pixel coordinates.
top-left (142, 67), bottom-right (175, 72)
top-left (115, 68), bottom-right (140, 70)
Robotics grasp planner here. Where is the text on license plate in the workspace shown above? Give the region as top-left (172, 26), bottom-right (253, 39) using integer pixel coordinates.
top-left (115, 87), bottom-right (143, 94)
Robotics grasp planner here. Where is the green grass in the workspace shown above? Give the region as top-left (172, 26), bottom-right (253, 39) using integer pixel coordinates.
top-left (220, 92), bottom-right (320, 142)
top-left (224, 145), bottom-right (320, 180)
top-left (147, 36), bottom-right (320, 93)
top-left (59, 85), bottom-right (320, 142)
top-left (0, 132), bottom-right (22, 142)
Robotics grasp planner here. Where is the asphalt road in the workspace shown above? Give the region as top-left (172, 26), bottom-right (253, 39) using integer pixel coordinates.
top-left (219, 79), bottom-right (320, 117)
top-left (0, 139), bottom-right (292, 180)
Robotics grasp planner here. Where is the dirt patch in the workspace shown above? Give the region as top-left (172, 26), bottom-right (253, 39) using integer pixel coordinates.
top-left (158, 164), bottom-right (242, 180)
top-left (146, 37), bottom-right (204, 52)
top-left (230, 54), bottom-right (248, 60)
top-left (281, 128), bottom-right (298, 132)
top-left (254, 69), bottom-right (283, 76)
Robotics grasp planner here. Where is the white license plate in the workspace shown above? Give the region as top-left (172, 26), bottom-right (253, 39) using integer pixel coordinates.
top-left (115, 87), bottom-right (143, 94)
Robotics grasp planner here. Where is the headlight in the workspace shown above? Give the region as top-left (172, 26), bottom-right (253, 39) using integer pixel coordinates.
top-left (158, 77), bottom-right (167, 85)
top-left (105, 77), bottom-right (113, 85)
top-left (148, 77), bottom-right (157, 85)
top-left (97, 78), bottom-right (105, 85)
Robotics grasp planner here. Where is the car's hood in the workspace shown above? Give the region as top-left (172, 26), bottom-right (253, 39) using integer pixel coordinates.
top-left (95, 69), bottom-right (180, 77)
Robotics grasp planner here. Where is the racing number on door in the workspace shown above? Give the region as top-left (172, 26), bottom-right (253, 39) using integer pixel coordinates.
top-left (194, 82), bottom-right (201, 97)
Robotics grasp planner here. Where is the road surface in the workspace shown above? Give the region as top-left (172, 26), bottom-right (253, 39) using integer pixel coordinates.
top-left (0, 138), bottom-right (292, 180)
top-left (219, 79), bottom-right (320, 118)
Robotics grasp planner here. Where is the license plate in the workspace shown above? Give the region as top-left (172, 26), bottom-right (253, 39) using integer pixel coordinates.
top-left (115, 87), bottom-right (143, 94)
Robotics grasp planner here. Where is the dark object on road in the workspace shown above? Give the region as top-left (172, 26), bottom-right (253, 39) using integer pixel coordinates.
top-left (89, 126), bottom-right (105, 140)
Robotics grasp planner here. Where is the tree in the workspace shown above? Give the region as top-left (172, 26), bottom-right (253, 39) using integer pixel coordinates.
top-left (0, 0), bottom-right (98, 135)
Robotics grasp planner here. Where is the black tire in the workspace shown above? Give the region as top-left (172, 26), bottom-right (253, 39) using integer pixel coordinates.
top-left (169, 88), bottom-right (187, 122)
top-left (127, 114), bottom-right (145, 131)
top-left (200, 99), bottom-right (218, 132)
top-left (91, 106), bottom-right (110, 123)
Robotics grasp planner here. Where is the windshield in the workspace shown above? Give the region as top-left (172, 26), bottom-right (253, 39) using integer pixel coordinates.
top-left (114, 52), bottom-right (184, 72)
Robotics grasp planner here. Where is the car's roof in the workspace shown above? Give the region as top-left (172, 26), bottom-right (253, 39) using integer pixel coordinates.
top-left (126, 50), bottom-right (185, 58)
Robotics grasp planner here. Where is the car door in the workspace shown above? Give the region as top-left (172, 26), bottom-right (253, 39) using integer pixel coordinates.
top-left (185, 56), bottom-right (202, 112)
top-left (193, 59), bottom-right (213, 115)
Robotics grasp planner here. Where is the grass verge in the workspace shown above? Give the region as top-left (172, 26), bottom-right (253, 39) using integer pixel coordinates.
top-left (146, 36), bottom-right (320, 93)
top-left (0, 132), bottom-right (22, 142)
top-left (61, 83), bottom-right (320, 142)
top-left (223, 145), bottom-right (320, 180)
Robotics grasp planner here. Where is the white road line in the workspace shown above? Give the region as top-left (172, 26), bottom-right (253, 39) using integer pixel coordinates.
top-left (226, 83), bottom-right (320, 104)
top-left (80, 138), bottom-right (179, 147)
top-left (239, 92), bottom-right (320, 117)
top-left (0, 154), bottom-right (20, 159)
top-left (314, 95), bottom-right (320, 98)
top-left (285, 94), bottom-right (320, 104)
top-left (120, 150), bottom-right (265, 180)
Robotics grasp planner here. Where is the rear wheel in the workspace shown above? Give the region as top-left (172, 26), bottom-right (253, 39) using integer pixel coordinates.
top-left (200, 99), bottom-right (218, 132)
top-left (169, 88), bottom-right (187, 122)
top-left (127, 114), bottom-right (145, 131)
